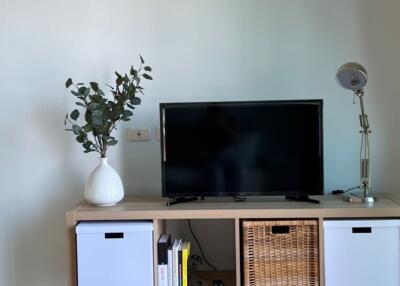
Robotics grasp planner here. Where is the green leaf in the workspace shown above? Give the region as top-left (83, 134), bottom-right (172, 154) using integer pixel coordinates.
top-left (83, 124), bottom-right (92, 133)
top-left (92, 111), bottom-right (103, 125)
top-left (64, 113), bottom-right (68, 125)
top-left (71, 90), bottom-right (79, 96)
top-left (70, 109), bottom-right (80, 120)
top-left (65, 78), bottom-right (73, 88)
top-left (115, 71), bottom-right (122, 78)
top-left (72, 125), bottom-right (81, 135)
top-left (97, 88), bottom-right (105, 96)
top-left (121, 117), bottom-right (131, 121)
top-left (88, 103), bottom-right (100, 111)
top-left (78, 86), bottom-right (86, 95)
top-left (124, 74), bottom-right (129, 83)
top-left (76, 135), bottom-right (85, 143)
top-left (130, 66), bottom-right (138, 77)
top-left (92, 117), bottom-right (102, 126)
top-left (142, 73), bottom-right (153, 80)
top-left (83, 87), bottom-right (90, 97)
top-left (130, 97), bottom-right (141, 105)
top-left (127, 104), bottom-right (136, 109)
top-left (144, 66), bottom-right (152, 72)
top-left (139, 55), bottom-right (145, 64)
top-left (75, 102), bottom-right (86, 107)
top-left (83, 141), bottom-right (92, 149)
top-left (116, 77), bottom-right (123, 86)
top-left (108, 139), bottom-right (118, 146)
top-left (90, 82), bottom-right (99, 92)
top-left (127, 85), bottom-right (136, 96)
top-left (123, 110), bottom-right (133, 117)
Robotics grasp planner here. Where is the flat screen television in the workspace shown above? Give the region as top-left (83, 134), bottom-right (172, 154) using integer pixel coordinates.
top-left (160, 100), bottom-right (323, 198)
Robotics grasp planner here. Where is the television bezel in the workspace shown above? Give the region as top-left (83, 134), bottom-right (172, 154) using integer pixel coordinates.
top-left (160, 99), bottom-right (324, 198)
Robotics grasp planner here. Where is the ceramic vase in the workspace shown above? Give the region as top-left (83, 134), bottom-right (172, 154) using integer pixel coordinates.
top-left (84, 158), bottom-right (124, 206)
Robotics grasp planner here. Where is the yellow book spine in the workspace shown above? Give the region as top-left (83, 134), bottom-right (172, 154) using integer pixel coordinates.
top-left (182, 243), bottom-right (190, 286)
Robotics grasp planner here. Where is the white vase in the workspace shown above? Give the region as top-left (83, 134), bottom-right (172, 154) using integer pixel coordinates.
top-left (84, 158), bottom-right (124, 206)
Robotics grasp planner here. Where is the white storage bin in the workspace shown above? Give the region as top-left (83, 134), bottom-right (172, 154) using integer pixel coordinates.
top-left (324, 219), bottom-right (400, 286)
top-left (76, 221), bottom-right (153, 286)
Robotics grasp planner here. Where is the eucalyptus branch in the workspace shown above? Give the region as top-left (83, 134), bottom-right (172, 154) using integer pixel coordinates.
top-left (92, 134), bottom-right (101, 152)
top-left (65, 117), bottom-right (74, 125)
top-left (97, 134), bottom-right (105, 157)
top-left (64, 55), bottom-right (152, 157)
top-left (111, 119), bottom-right (122, 132)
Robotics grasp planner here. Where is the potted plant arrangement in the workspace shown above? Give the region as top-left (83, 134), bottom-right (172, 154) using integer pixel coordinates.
top-left (64, 55), bottom-right (152, 206)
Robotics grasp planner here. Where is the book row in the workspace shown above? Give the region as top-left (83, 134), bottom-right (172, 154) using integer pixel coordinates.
top-left (157, 234), bottom-right (191, 286)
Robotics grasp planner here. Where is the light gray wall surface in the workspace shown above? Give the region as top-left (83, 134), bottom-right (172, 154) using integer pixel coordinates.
top-left (1, 0), bottom-right (400, 285)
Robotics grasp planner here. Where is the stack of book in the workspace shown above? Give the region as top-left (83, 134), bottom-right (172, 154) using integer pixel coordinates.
top-left (157, 234), bottom-right (191, 286)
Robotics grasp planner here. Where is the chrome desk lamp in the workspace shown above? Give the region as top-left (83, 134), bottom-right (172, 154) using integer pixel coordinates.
top-left (336, 62), bottom-right (376, 203)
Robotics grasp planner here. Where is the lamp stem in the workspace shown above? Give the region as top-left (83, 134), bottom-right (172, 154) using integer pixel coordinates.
top-left (358, 91), bottom-right (370, 133)
top-left (357, 90), bottom-right (371, 195)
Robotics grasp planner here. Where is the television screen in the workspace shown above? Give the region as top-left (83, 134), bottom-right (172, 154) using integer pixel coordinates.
top-left (160, 100), bottom-right (323, 198)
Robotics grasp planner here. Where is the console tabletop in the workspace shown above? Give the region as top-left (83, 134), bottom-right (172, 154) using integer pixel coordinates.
top-left (67, 194), bottom-right (400, 221)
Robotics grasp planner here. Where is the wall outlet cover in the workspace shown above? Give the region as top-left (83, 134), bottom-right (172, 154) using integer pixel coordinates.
top-left (127, 128), bottom-right (151, 142)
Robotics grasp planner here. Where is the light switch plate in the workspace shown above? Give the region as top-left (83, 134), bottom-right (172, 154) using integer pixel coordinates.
top-left (127, 128), bottom-right (150, 141)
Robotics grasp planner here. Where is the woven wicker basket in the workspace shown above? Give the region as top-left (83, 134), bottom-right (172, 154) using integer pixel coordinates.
top-left (242, 220), bottom-right (319, 286)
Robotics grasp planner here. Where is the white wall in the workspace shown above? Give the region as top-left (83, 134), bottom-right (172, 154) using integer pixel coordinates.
top-left (1, 0), bottom-right (400, 285)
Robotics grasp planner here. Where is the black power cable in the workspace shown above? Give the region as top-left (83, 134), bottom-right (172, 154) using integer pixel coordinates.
top-left (331, 186), bottom-right (360, 195)
top-left (187, 219), bottom-right (218, 271)
top-left (343, 186), bottom-right (361, 193)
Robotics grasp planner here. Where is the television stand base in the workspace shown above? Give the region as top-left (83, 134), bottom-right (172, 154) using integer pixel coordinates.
top-left (166, 197), bottom-right (198, 206)
top-left (285, 195), bottom-right (320, 204)
top-left (233, 195), bottom-right (247, 202)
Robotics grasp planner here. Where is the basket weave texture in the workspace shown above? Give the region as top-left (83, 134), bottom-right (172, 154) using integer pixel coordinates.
top-left (242, 220), bottom-right (319, 286)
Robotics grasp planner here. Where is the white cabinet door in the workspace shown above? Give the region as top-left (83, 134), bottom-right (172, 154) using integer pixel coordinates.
top-left (324, 220), bottom-right (400, 286)
top-left (76, 221), bottom-right (154, 286)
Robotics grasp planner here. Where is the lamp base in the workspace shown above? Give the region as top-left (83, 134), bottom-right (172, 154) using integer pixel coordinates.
top-left (343, 189), bottom-right (377, 203)
top-left (343, 195), bottom-right (376, 203)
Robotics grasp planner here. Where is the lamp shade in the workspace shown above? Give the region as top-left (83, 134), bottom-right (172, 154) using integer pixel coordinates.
top-left (336, 62), bottom-right (368, 91)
